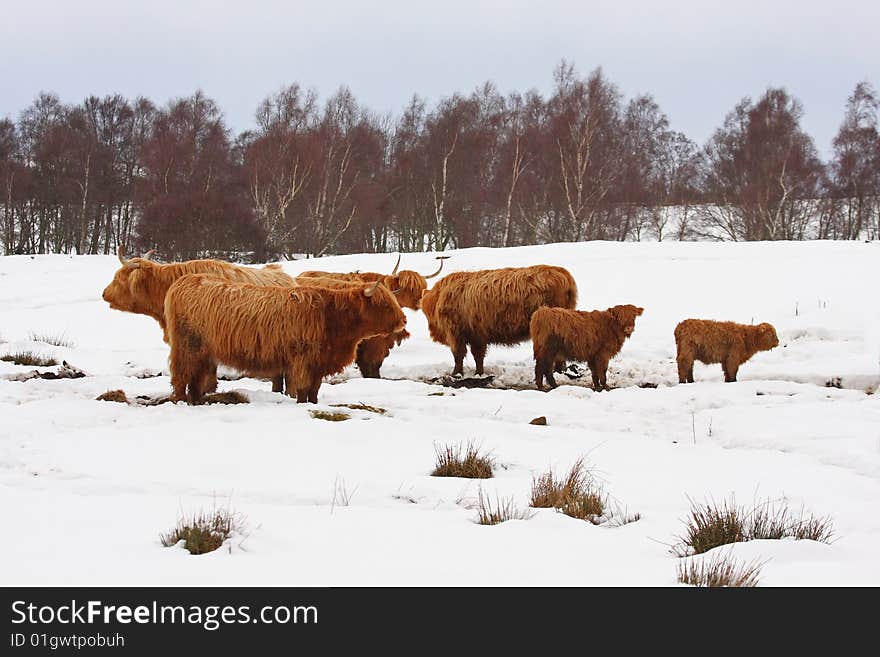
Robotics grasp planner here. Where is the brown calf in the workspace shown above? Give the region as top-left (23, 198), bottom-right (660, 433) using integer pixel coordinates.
top-left (531, 305), bottom-right (643, 391)
top-left (674, 319), bottom-right (779, 383)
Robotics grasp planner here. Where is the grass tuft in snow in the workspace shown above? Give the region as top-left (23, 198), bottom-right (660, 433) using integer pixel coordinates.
top-left (530, 458), bottom-right (606, 524)
top-left (475, 489), bottom-right (534, 525)
top-left (432, 441), bottom-right (494, 479)
top-left (28, 331), bottom-right (75, 348)
top-left (160, 507), bottom-right (242, 555)
top-left (1, 351), bottom-right (58, 367)
top-left (330, 402), bottom-right (386, 414)
top-left (331, 477), bottom-right (357, 511)
top-left (204, 391), bottom-right (248, 405)
top-left (310, 409), bottom-right (351, 422)
top-left (672, 496), bottom-right (834, 556)
top-left (96, 389), bottom-right (128, 403)
top-left (677, 552), bottom-right (763, 587)
top-left (604, 505), bottom-right (642, 527)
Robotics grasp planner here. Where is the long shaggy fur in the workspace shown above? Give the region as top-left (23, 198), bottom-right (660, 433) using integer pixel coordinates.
top-left (531, 304), bottom-right (643, 390)
top-left (420, 265), bottom-right (578, 375)
top-left (103, 258), bottom-right (295, 337)
top-left (296, 274), bottom-right (411, 378)
top-left (164, 274), bottom-right (406, 404)
top-left (674, 319), bottom-right (779, 383)
top-left (299, 269), bottom-right (428, 310)
top-left (103, 257), bottom-right (295, 393)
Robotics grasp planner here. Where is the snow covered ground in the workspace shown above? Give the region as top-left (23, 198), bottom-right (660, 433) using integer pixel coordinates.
top-left (1, 240), bottom-right (878, 586)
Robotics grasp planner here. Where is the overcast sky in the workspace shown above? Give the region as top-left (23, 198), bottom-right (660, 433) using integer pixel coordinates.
top-left (2, 1), bottom-right (878, 156)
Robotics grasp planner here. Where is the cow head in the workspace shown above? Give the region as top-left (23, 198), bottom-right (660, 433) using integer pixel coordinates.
top-left (102, 247), bottom-right (163, 321)
top-left (755, 322), bottom-right (779, 351)
top-left (610, 304), bottom-right (644, 337)
top-left (384, 256), bottom-right (448, 310)
top-left (363, 278), bottom-right (407, 335)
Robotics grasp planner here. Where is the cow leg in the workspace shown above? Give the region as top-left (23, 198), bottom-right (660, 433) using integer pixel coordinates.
top-left (307, 376), bottom-right (322, 404)
top-left (677, 350), bottom-right (693, 384)
top-left (451, 335), bottom-right (467, 376)
top-left (534, 360), bottom-right (545, 390)
top-left (724, 357), bottom-right (739, 383)
top-left (271, 374), bottom-right (285, 393)
top-left (595, 357), bottom-right (610, 391)
top-left (169, 348), bottom-right (189, 403)
top-left (187, 359), bottom-right (211, 404)
top-left (471, 341), bottom-right (487, 376)
top-left (553, 359), bottom-right (567, 374)
top-left (535, 354), bottom-right (556, 390)
top-left (286, 365), bottom-right (309, 402)
top-left (201, 365), bottom-right (218, 395)
top-left (588, 358), bottom-right (603, 391)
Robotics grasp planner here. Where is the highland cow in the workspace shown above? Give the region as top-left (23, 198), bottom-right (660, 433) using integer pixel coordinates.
top-left (299, 254), bottom-right (448, 310)
top-left (530, 305), bottom-right (643, 391)
top-left (420, 265), bottom-right (578, 376)
top-left (296, 273), bottom-right (410, 379)
top-left (102, 247), bottom-right (295, 392)
top-left (674, 319), bottom-right (779, 383)
top-left (164, 274), bottom-right (406, 404)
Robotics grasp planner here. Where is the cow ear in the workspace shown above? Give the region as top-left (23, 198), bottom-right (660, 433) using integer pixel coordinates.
top-left (636, 306), bottom-right (644, 316)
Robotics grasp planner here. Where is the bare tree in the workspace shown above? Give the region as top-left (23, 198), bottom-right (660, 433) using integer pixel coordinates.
top-left (829, 81), bottom-right (879, 239)
top-left (699, 88), bottom-right (823, 241)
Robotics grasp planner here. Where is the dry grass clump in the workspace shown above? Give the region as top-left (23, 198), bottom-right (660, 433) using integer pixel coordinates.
top-left (432, 441), bottom-right (494, 479)
top-left (530, 458), bottom-right (607, 523)
top-left (672, 496), bottom-right (834, 556)
top-left (310, 409), bottom-right (351, 421)
top-left (330, 402), bottom-right (386, 414)
top-left (475, 489), bottom-right (534, 525)
top-left (1, 351), bottom-right (58, 367)
top-left (160, 507), bottom-right (242, 555)
top-left (96, 389), bottom-right (128, 403)
top-left (28, 332), bottom-right (75, 348)
top-left (204, 391), bottom-right (248, 405)
top-left (677, 552), bottom-right (763, 587)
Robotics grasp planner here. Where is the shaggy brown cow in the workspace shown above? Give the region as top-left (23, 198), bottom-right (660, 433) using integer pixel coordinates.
top-left (674, 319), bottom-right (779, 383)
top-left (420, 265), bottom-right (578, 376)
top-left (102, 247), bottom-right (295, 391)
top-left (531, 305), bottom-right (643, 391)
top-left (296, 274), bottom-right (410, 378)
top-left (164, 274), bottom-right (406, 404)
top-left (299, 254), bottom-right (448, 310)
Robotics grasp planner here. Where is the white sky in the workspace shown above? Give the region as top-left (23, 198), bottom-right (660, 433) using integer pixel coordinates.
top-left (2, 0), bottom-right (878, 156)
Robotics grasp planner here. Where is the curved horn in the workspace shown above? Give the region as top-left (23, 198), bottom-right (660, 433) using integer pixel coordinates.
top-left (423, 255), bottom-right (450, 279)
top-left (117, 245), bottom-right (127, 265)
top-left (141, 249), bottom-right (156, 261)
top-left (390, 253), bottom-right (401, 276)
top-left (364, 278), bottom-right (382, 297)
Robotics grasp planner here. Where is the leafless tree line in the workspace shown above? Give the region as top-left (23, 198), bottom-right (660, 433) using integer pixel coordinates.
top-left (1, 63), bottom-right (878, 259)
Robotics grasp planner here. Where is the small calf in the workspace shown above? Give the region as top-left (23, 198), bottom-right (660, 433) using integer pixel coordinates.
top-left (674, 319), bottom-right (779, 383)
top-left (531, 304), bottom-right (644, 391)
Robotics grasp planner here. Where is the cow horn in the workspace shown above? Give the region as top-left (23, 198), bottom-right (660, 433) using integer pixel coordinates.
top-left (423, 256), bottom-right (450, 279)
top-left (364, 278), bottom-right (382, 297)
top-left (142, 249), bottom-right (156, 261)
top-left (390, 253), bottom-right (401, 276)
top-left (119, 245), bottom-right (141, 270)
